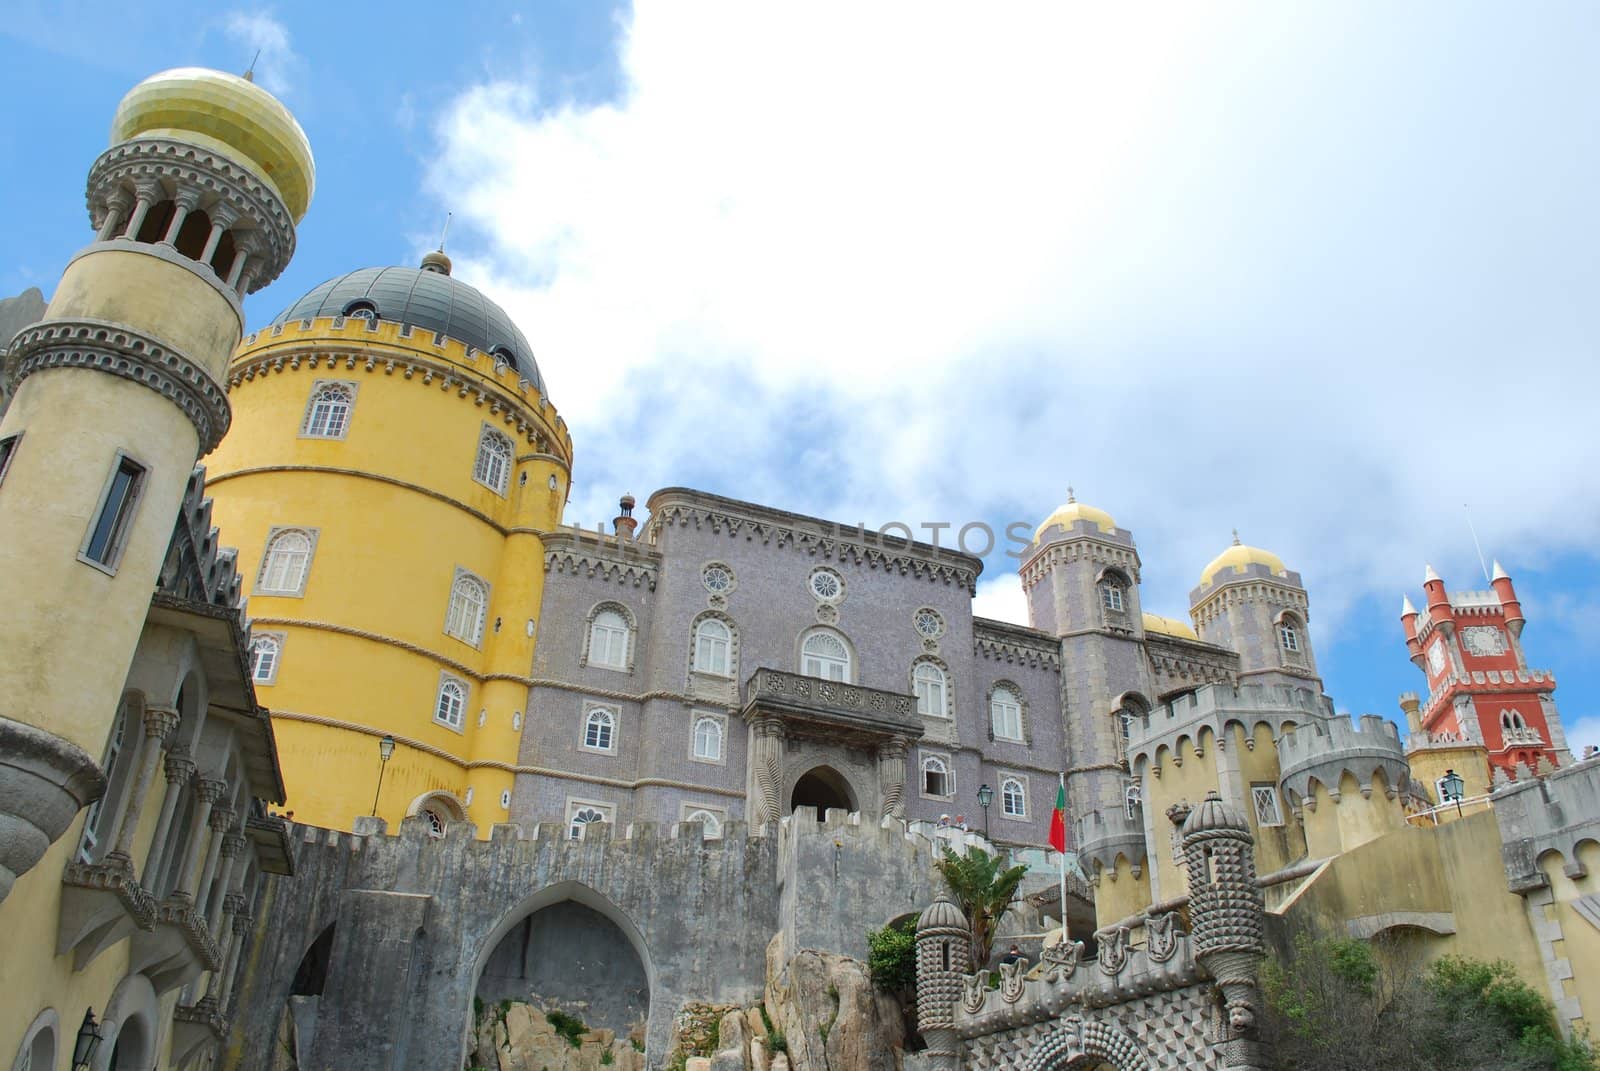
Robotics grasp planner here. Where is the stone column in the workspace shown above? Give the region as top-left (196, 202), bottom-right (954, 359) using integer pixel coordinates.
top-left (194, 805), bottom-right (235, 919)
top-left (141, 747), bottom-right (194, 888)
top-left (161, 186), bottom-right (203, 246)
top-left (224, 246), bottom-right (249, 289)
top-left (217, 897), bottom-right (253, 1011)
top-left (750, 716), bottom-right (785, 828)
top-left (171, 776), bottom-right (227, 903)
top-left (122, 180), bottom-right (163, 242)
top-left (207, 833), bottom-right (247, 934)
top-left (105, 706), bottom-right (180, 867)
top-left (198, 203), bottom-right (238, 265)
top-left (877, 737), bottom-right (909, 819)
top-left (96, 190), bottom-right (133, 241)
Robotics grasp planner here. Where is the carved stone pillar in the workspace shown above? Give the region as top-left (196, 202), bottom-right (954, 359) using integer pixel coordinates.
top-left (217, 898), bottom-right (253, 1011)
top-left (194, 805), bottom-right (235, 919)
top-left (141, 747), bottom-right (194, 888)
top-left (171, 777), bottom-right (227, 902)
top-left (122, 180), bottom-right (163, 242)
top-left (198, 203), bottom-right (238, 265)
top-left (750, 716), bottom-right (786, 828)
top-left (206, 833), bottom-right (247, 934)
top-left (106, 706), bottom-right (180, 866)
top-left (96, 189), bottom-right (134, 241)
top-left (161, 186), bottom-right (203, 246)
top-left (878, 737), bottom-right (909, 819)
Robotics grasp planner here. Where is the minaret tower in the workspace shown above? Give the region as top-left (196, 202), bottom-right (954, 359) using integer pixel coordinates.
top-left (0, 68), bottom-right (312, 899)
top-left (1190, 532), bottom-right (1320, 690)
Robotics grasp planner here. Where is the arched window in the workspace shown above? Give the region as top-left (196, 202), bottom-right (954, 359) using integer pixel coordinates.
top-left (990, 685), bottom-right (1023, 741)
top-left (472, 427), bottom-right (514, 495)
top-left (1279, 620), bottom-right (1301, 653)
top-left (77, 697), bottom-right (136, 863)
top-left (801, 629), bottom-right (851, 682)
top-left (1124, 778), bottom-right (1142, 820)
top-left (434, 677), bottom-right (467, 729)
top-left (1001, 778), bottom-right (1026, 817)
top-left (914, 662), bottom-right (949, 718)
top-left (588, 609), bottom-right (631, 670)
top-left (258, 528), bottom-right (314, 596)
top-left (685, 808), bottom-right (722, 839)
top-left (249, 635), bottom-right (281, 684)
top-left (421, 808), bottom-right (446, 838)
top-left (1114, 694), bottom-right (1149, 760)
top-left (444, 571), bottom-right (490, 646)
top-left (693, 716), bottom-right (723, 760)
top-left (693, 617), bottom-right (732, 677)
top-left (342, 300), bottom-right (377, 321)
top-left (584, 707), bottom-right (616, 751)
top-left (922, 755), bottom-right (952, 798)
top-left (302, 382), bottom-right (355, 439)
top-left (569, 806), bottom-right (607, 840)
top-left (1101, 581), bottom-right (1125, 613)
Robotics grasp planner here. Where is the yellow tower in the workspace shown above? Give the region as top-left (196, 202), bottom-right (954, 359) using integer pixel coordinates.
top-left (0, 67), bottom-right (312, 898)
top-left (204, 252), bottom-right (573, 834)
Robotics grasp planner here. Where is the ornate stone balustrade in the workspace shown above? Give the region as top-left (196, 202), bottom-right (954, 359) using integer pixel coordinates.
top-left (741, 668), bottom-right (923, 741)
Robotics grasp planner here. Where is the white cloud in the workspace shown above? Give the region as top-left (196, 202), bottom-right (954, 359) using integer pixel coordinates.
top-left (425, 3), bottom-right (1600, 643)
top-left (224, 11), bottom-right (300, 97)
top-left (972, 575), bottom-right (1029, 626)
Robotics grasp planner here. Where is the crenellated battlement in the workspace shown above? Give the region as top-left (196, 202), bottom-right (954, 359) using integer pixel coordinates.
top-left (1128, 680), bottom-right (1331, 764)
top-left (1494, 753), bottom-right (1600, 894)
top-left (1076, 807), bottom-right (1148, 879)
top-left (1276, 714), bottom-right (1407, 806)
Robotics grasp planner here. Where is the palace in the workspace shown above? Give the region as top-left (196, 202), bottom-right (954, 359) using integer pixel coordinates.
top-left (1, 63), bottom-right (1596, 1071)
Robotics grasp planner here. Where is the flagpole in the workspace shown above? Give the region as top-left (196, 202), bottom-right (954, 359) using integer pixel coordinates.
top-left (1057, 772), bottom-right (1068, 944)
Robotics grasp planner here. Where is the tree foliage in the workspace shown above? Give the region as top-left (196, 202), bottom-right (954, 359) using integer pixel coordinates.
top-left (933, 846), bottom-right (1028, 966)
top-left (867, 916), bottom-right (918, 994)
top-left (1262, 933), bottom-right (1596, 1071)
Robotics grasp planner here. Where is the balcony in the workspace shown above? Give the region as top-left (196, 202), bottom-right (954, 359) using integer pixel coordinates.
top-left (741, 668), bottom-right (923, 745)
top-left (57, 853), bottom-right (158, 969)
top-left (130, 893), bottom-right (222, 994)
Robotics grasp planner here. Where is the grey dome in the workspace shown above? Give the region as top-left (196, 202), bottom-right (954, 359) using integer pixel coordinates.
top-left (271, 265), bottom-right (545, 392)
top-left (918, 898), bottom-right (967, 933)
top-left (1181, 791), bottom-right (1251, 837)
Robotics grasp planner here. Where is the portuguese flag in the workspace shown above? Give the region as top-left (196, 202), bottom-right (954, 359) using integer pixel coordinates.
top-left (1048, 775), bottom-right (1067, 853)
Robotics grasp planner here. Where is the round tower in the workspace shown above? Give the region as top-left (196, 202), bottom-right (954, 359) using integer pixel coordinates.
top-left (204, 258), bottom-right (572, 833)
top-left (1191, 532), bottom-right (1319, 688)
top-left (914, 897), bottom-right (970, 1071)
top-left (0, 68), bottom-right (311, 899)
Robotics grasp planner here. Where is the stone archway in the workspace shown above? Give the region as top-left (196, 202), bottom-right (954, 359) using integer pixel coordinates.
top-left (790, 765), bottom-right (858, 814)
top-left (94, 973), bottom-right (159, 1071)
top-left (1022, 1017), bottom-right (1150, 1071)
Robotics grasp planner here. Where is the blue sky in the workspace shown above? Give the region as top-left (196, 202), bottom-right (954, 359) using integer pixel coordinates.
top-left (4, 2), bottom-right (1597, 752)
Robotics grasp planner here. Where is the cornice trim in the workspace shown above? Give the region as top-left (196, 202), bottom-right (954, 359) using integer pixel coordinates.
top-left (206, 466), bottom-right (510, 534)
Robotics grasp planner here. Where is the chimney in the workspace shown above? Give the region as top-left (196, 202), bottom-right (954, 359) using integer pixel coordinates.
top-left (613, 493), bottom-right (638, 540)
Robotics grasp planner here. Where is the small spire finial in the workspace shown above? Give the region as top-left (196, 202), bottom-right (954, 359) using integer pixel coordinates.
top-left (438, 211), bottom-right (452, 253)
top-left (1231, 529), bottom-right (1241, 546)
top-left (244, 48), bottom-right (261, 83)
top-left (1066, 485), bottom-right (1075, 503)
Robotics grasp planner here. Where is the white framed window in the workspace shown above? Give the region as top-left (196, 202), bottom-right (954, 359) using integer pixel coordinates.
top-left (913, 607), bottom-right (945, 640)
top-left (1001, 777), bottom-right (1027, 818)
top-left (249, 633), bottom-right (283, 684)
top-left (77, 698), bottom-right (135, 863)
top-left (434, 675), bottom-right (468, 730)
top-left (701, 562), bottom-right (735, 594)
top-left (681, 804), bottom-right (726, 840)
top-left (444, 570), bottom-right (490, 646)
top-left (1251, 783), bottom-right (1284, 827)
top-left (693, 617), bottom-right (732, 677)
top-left (1101, 583), bottom-right (1125, 613)
top-left (257, 527), bottom-right (317, 596)
top-left (567, 799), bottom-right (613, 840)
top-left (990, 685), bottom-right (1023, 742)
top-left (585, 605), bottom-right (632, 671)
top-left (913, 661), bottom-right (949, 719)
top-left (808, 566), bottom-right (845, 603)
top-left (80, 452), bottom-right (147, 573)
top-left (1436, 776), bottom-right (1465, 804)
top-left (1279, 623), bottom-right (1301, 652)
top-left (692, 714), bottom-right (724, 762)
top-left (500, 789), bottom-right (512, 808)
top-left (801, 628), bottom-right (851, 682)
top-left (921, 754), bottom-right (952, 799)
top-left (301, 381), bottom-right (356, 439)
top-left (472, 425), bottom-right (514, 495)
top-left (583, 705), bottom-right (617, 752)
top-left (1124, 779), bottom-right (1142, 820)
top-left (342, 300), bottom-right (377, 321)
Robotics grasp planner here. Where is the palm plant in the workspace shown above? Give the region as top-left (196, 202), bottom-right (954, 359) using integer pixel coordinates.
top-left (933, 846), bottom-right (1029, 966)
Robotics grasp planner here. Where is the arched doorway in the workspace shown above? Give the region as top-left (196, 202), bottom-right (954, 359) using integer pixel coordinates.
top-left (95, 975), bottom-right (158, 1071)
top-left (790, 766), bottom-right (857, 814)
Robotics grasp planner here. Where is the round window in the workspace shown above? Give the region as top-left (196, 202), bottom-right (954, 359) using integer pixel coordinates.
top-left (702, 563), bottom-right (735, 594)
top-left (808, 567), bottom-right (843, 603)
top-left (914, 608), bottom-right (944, 639)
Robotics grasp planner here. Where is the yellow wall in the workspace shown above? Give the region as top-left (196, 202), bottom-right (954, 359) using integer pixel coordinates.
top-left (1406, 743), bottom-right (1492, 810)
top-left (1141, 729), bottom-right (1221, 902)
top-left (205, 318), bottom-right (572, 834)
top-left (1539, 839), bottom-right (1600, 1033)
top-left (1093, 853), bottom-right (1152, 930)
top-left (1236, 722), bottom-right (1308, 875)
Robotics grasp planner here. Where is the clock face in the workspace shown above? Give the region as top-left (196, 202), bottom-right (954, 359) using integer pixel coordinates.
top-left (1427, 640), bottom-right (1447, 675)
top-left (1461, 626), bottom-right (1507, 657)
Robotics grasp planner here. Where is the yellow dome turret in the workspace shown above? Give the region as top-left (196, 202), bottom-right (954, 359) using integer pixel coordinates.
top-left (1142, 612), bottom-right (1199, 640)
top-left (1034, 488), bottom-right (1116, 541)
top-left (1200, 530), bottom-right (1287, 587)
top-left (110, 67), bottom-right (315, 222)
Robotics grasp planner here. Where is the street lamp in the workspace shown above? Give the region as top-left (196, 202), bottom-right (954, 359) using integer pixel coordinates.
top-left (976, 783), bottom-right (994, 839)
top-left (371, 734), bottom-right (396, 816)
top-left (73, 1008), bottom-right (104, 1071)
top-left (1441, 768), bottom-right (1465, 816)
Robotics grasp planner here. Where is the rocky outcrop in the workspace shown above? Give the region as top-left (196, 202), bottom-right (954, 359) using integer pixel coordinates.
top-left (764, 937), bottom-right (904, 1071)
top-left (466, 1000), bottom-right (645, 1071)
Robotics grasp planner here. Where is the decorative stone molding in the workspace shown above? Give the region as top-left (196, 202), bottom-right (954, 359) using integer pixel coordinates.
top-left (10, 318), bottom-right (230, 452)
top-left (87, 136), bottom-right (296, 290)
top-left (1021, 1017), bottom-right (1150, 1071)
top-left (58, 852), bottom-right (158, 968)
top-left (0, 717), bottom-right (105, 904)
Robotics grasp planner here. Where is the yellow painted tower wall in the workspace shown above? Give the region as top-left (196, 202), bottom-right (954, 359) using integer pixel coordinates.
top-left (205, 317), bottom-right (573, 833)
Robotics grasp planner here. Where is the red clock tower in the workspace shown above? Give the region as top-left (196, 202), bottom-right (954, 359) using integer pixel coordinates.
top-left (1400, 561), bottom-right (1571, 781)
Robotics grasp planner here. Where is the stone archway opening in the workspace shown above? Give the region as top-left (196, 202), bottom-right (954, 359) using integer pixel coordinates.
top-left (791, 766), bottom-right (856, 814)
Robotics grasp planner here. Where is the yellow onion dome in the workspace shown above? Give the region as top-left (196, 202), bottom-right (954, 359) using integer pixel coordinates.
top-left (1200, 532), bottom-right (1287, 587)
top-left (1033, 489), bottom-right (1116, 542)
top-left (110, 67), bottom-right (315, 222)
top-left (1141, 613), bottom-right (1198, 640)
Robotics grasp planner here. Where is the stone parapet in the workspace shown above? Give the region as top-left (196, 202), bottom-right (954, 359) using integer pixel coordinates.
top-left (1128, 681), bottom-right (1330, 764)
top-left (1076, 807), bottom-right (1147, 880)
top-left (1276, 714), bottom-right (1407, 806)
top-left (1496, 753), bottom-right (1600, 894)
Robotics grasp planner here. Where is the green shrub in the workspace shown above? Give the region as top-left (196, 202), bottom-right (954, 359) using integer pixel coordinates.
top-left (546, 1010), bottom-right (587, 1049)
top-left (867, 917), bottom-right (918, 993)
